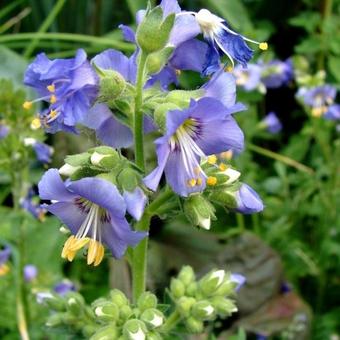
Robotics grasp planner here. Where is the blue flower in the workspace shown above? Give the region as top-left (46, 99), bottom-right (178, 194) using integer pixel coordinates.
top-left (23, 49), bottom-right (98, 133)
top-left (0, 246), bottom-right (11, 276)
top-left (234, 64), bottom-right (263, 92)
top-left (0, 123), bottom-right (9, 139)
top-left (298, 85), bottom-right (337, 117)
top-left (230, 273), bottom-right (246, 291)
top-left (325, 104), bottom-right (340, 121)
top-left (24, 138), bottom-right (53, 163)
top-left (144, 98), bottom-right (244, 197)
top-left (262, 112), bottom-right (282, 134)
top-left (261, 59), bottom-right (293, 88)
top-left (38, 169), bottom-right (147, 265)
top-left (82, 49), bottom-right (155, 148)
top-left (20, 188), bottom-right (46, 221)
top-left (235, 183), bottom-right (264, 214)
top-left (54, 280), bottom-right (76, 295)
top-left (24, 264), bottom-right (38, 282)
top-left (123, 187), bottom-right (148, 221)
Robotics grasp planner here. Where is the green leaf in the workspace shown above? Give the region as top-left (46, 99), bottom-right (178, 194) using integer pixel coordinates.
top-left (328, 56), bottom-right (340, 82)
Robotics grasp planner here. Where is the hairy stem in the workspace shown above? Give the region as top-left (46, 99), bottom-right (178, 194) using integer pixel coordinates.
top-left (161, 310), bottom-right (181, 333)
top-left (133, 51), bottom-right (148, 171)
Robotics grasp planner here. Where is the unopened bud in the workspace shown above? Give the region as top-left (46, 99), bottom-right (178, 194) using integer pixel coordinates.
top-left (45, 313), bottom-right (64, 327)
top-left (176, 296), bottom-right (196, 317)
top-left (185, 316), bottom-right (204, 334)
top-left (138, 292), bottom-right (158, 311)
top-left (170, 278), bottom-right (185, 298)
top-left (186, 282), bottom-right (198, 297)
top-left (98, 69), bottom-right (126, 101)
top-left (90, 325), bottom-right (119, 340)
top-left (94, 302), bottom-right (119, 321)
top-left (199, 270), bottom-right (225, 296)
top-left (120, 305), bottom-right (133, 320)
top-left (123, 319), bottom-right (147, 340)
top-left (192, 300), bottom-right (215, 321)
top-left (110, 289), bottom-right (128, 307)
top-left (178, 266), bottom-right (195, 286)
top-left (211, 297), bottom-right (237, 317)
top-left (140, 308), bottom-right (164, 329)
top-left (146, 46), bottom-right (174, 75)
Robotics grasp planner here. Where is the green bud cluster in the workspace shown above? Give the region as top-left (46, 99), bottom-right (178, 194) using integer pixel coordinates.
top-left (169, 266), bottom-right (239, 334)
top-left (91, 290), bottom-right (165, 339)
top-left (59, 146), bottom-right (144, 192)
top-left (42, 289), bottom-right (166, 339)
top-left (43, 292), bottom-right (99, 337)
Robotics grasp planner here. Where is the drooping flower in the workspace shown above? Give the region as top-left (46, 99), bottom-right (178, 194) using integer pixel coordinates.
top-left (297, 85), bottom-right (337, 117)
top-left (235, 183), bottom-right (264, 214)
top-left (82, 49), bottom-right (154, 148)
top-left (0, 123), bottom-right (9, 139)
top-left (24, 138), bottom-right (53, 163)
top-left (24, 264), bottom-right (38, 282)
top-left (261, 112), bottom-right (282, 134)
top-left (23, 49), bottom-right (98, 133)
top-left (0, 246), bottom-right (11, 276)
top-left (144, 98), bottom-right (244, 197)
top-left (261, 59), bottom-right (293, 89)
top-left (38, 169), bottom-right (147, 265)
top-left (20, 188), bottom-right (46, 221)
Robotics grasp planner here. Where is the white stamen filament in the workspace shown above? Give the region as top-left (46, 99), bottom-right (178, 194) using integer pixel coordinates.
top-left (75, 204), bottom-right (101, 240)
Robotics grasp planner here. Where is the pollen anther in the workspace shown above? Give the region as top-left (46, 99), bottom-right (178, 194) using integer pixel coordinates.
top-left (47, 84), bottom-right (55, 93)
top-left (259, 42), bottom-right (268, 50)
top-left (23, 101), bottom-right (33, 110)
top-left (31, 118), bottom-right (41, 130)
top-left (50, 95), bottom-right (57, 104)
top-left (187, 178), bottom-right (197, 187)
top-left (207, 176), bottom-right (217, 186)
top-left (207, 155), bottom-right (217, 165)
top-left (219, 163), bottom-right (228, 171)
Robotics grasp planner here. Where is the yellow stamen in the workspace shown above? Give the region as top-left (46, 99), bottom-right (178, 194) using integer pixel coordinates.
top-left (23, 101), bottom-right (32, 110)
top-left (94, 244), bottom-right (105, 266)
top-left (0, 264), bottom-right (10, 276)
top-left (219, 163), bottom-right (228, 171)
top-left (61, 236), bottom-right (76, 259)
top-left (87, 240), bottom-right (99, 265)
top-left (175, 69), bottom-right (181, 76)
top-left (31, 118), bottom-right (41, 130)
top-left (68, 237), bottom-right (90, 252)
top-left (220, 150), bottom-right (233, 160)
top-left (224, 65), bottom-right (233, 72)
top-left (196, 177), bottom-right (203, 186)
top-left (49, 109), bottom-right (58, 118)
top-left (187, 178), bottom-right (197, 187)
top-left (50, 95), bottom-right (57, 104)
top-left (207, 176), bottom-right (217, 186)
top-left (311, 106), bottom-right (327, 117)
top-left (259, 42), bottom-right (268, 51)
top-left (47, 84), bottom-right (55, 93)
top-left (207, 155), bottom-right (217, 165)
top-left (38, 211), bottom-right (46, 222)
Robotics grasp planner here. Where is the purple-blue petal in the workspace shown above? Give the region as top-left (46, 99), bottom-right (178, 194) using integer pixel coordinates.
top-left (235, 184), bottom-right (264, 214)
top-left (38, 169), bottom-right (76, 202)
top-left (123, 187), bottom-right (147, 221)
top-left (24, 264), bottom-right (38, 282)
top-left (230, 273), bottom-right (246, 291)
top-left (0, 246), bottom-right (11, 265)
top-left (118, 24), bottom-right (136, 43)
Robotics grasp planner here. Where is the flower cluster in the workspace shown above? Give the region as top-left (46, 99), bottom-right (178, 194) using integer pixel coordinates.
top-left (22, 0), bottom-right (265, 267)
top-left (169, 266), bottom-right (245, 333)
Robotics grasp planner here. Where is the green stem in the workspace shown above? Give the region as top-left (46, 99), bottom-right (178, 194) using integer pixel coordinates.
top-left (133, 51), bottom-right (148, 171)
top-left (248, 143), bottom-right (315, 175)
top-left (311, 117), bottom-right (332, 163)
top-left (161, 310), bottom-right (181, 333)
top-left (318, 0), bottom-right (333, 70)
top-left (236, 213), bottom-right (245, 233)
top-left (24, 0), bottom-right (67, 58)
top-left (132, 213), bottom-right (151, 303)
top-left (0, 33), bottom-right (134, 52)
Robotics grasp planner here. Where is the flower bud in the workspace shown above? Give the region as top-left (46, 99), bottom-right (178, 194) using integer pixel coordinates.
top-left (137, 292), bottom-right (158, 311)
top-left (94, 302), bottom-right (119, 321)
top-left (123, 319), bottom-right (147, 340)
top-left (192, 300), bottom-right (215, 321)
top-left (146, 331), bottom-right (162, 340)
top-left (165, 89), bottom-right (203, 107)
top-left (59, 164), bottom-right (80, 177)
top-left (170, 278), bottom-right (185, 298)
top-left (199, 269), bottom-right (225, 296)
top-left (183, 195), bottom-right (216, 230)
top-left (209, 190), bottom-right (238, 209)
top-left (140, 308), bottom-right (164, 329)
top-left (136, 7), bottom-right (175, 54)
top-left (211, 297), bottom-right (237, 317)
top-left (176, 296), bottom-right (196, 317)
top-left (185, 316), bottom-right (204, 334)
top-left (90, 325), bottom-right (119, 340)
top-left (90, 147), bottom-right (120, 168)
top-left (64, 152), bottom-right (91, 167)
top-left (97, 69), bottom-right (126, 102)
top-left (120, 305), bottom-right (133, 320)
top-left (146, 46), bottom-right (174, 75)
top-left (40, 294), bottom-right (66, 311)
top-left (178, 266), bottom-right (195, 286)
top-left (117, 168), bottom-right (140, 192)
top-left (66, 293), bottom-right (85, 315)
top-left (186, 282), bottom-right (198, 297)
top-left (110, 289), bottom-right (129, 307)
top-left (235, 183), bottom-right (264, 214)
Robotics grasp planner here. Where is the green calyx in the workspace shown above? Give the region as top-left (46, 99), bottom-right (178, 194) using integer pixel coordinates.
top-left (136, 6), bottom-right (175, 54)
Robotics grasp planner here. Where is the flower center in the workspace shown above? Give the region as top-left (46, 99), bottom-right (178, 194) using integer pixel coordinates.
top-left (195, 9), bottom-right (222, 36)
top-left (169, 118), bottom-right (207, 187)
top-left (61, 202), bottom-right (106, 266)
